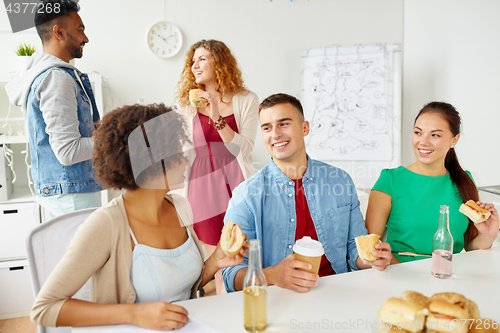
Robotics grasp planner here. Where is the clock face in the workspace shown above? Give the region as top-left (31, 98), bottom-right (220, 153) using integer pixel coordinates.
top-left (147, 22), bottom-right (183, 58)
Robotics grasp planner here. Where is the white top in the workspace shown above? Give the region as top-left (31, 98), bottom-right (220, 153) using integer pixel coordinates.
top-left (129, 215), bottom-right (203, 304)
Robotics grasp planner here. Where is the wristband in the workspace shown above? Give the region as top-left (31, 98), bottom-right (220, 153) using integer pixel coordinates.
top-left (213, 115), bottom-right (227, 130)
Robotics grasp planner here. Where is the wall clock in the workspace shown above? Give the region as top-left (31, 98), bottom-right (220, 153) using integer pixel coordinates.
top-left (147, 21), bottom-right (183, 58)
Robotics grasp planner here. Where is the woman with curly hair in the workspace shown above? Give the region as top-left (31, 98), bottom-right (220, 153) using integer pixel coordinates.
top-left (30, 104), bottom-right (247, 331)
top-left (176, 40), bottom-right (259, 293)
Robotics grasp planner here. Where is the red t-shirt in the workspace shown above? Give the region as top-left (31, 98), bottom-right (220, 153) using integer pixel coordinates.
top-left (293, 179), bottom-right (335, 277)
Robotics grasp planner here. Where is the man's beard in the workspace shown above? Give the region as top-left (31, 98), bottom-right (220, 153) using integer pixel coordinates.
top-left (70, 44), bottom-right (84, 59)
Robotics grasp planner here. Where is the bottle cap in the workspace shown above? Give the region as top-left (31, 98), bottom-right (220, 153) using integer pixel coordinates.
top-left (293, 236), bottom-right (324, 257)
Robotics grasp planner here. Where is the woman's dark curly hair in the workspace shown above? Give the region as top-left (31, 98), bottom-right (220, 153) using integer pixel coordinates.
top-left (92, 103), bottom-right (190, 190)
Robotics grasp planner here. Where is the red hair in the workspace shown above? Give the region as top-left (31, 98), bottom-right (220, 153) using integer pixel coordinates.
top-left (176, 40), bottom-right (246, 114)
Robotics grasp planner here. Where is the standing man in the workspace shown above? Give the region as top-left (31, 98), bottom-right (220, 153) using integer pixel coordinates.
top-left (6, 0), bottom-right (102, 217)
top-left (222, 93), bottom-right (392, 293)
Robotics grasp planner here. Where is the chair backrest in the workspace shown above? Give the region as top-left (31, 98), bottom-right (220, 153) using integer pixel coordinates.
top-left (25, 208), bottom-right (98, 333)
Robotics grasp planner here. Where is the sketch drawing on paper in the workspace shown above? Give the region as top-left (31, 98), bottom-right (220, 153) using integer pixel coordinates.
top-left (302, 44), bottom-right (394, 161)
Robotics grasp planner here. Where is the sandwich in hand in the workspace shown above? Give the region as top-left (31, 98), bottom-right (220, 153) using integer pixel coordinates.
top-left (189, 89), bottom-right (208, 107)
top-left (378, 297), bottom-right (428, 333)
top-left (220, 220), bottom-right (244, 257)
top-left (425, 299), bottom-right (471, 333)
top-left (355, 234), bottom-right (381, 261)
top-left (459, 200), bottom-right (491, 223)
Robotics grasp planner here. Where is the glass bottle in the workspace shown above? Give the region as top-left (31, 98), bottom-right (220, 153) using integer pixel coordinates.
top-left (431, 205), bottom-right (454, 278)
top-left (243, 239), bottom-right (267, 332)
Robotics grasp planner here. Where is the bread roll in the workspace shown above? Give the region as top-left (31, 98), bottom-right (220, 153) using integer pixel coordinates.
top-left (189, 89), bottom-right (208, 108)
top-left (401, 291), bottom-right (430, 308)
top-left (355, 234), bottom-right (381, 261)
top-left (459, 200), bottom-right (491, 223)
top-left (378, 298), bottom-right (428, 333)
top-left (220, 220), bottom-right (244, 257)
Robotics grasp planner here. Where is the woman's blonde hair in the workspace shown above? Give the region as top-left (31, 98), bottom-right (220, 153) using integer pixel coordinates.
top-left (176, 40), bottom-right (246, 113)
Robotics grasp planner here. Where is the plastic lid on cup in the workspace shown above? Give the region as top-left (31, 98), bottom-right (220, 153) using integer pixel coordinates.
top-left (293, 236), bottom-right (324, 257)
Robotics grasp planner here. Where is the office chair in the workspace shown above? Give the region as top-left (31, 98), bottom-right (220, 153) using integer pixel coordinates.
top-left (25, 208), bottom-right (98, 333)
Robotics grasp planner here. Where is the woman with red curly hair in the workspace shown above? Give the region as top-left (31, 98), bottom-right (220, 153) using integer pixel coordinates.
top-left (176, 40), bottom-right (258, 294)
top-left (30, 104), bottom-right (247, 331)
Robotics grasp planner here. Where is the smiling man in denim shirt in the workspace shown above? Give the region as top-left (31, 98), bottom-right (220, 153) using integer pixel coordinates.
top-left (6, 0), bottom-right (102, 216)
top-left (222, 93), bottom-right (392, 293)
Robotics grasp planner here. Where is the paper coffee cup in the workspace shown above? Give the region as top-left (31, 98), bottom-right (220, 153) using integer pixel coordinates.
top-left (293, 236), bottom-right (324, 275)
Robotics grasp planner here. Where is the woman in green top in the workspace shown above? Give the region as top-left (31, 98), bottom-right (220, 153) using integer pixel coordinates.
top-left (365, 102), bottom-right (498, 264)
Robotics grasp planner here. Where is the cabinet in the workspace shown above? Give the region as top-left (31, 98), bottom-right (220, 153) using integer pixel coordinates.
top-left (0, 260), bottom-right (34, 320)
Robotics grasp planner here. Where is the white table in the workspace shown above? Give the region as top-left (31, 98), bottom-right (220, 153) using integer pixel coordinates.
top-left (73, 246), bottom-right (500, 333)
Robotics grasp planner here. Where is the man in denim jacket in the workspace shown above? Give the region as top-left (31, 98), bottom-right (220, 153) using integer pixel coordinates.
top-left (222, 93), bottom-right (392, 293)
top-left (6, 0), bottom-right (102, 216)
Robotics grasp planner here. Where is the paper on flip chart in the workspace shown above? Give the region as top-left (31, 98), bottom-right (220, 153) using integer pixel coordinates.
top-left (103, 316), bottom-right (221, 333)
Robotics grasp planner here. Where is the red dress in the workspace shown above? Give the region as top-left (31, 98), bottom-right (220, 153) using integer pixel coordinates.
top-left (188, 113), bottom-right (245, 245)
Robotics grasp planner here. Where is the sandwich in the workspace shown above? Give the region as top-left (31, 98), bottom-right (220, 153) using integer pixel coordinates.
top-left (378, 297), bottom-right (428, 333)
top-left (401, 291), bottom-right (430, 308)
top-left (189, 89), bottom-right (208, 107)
top-left (470, 319), bottom-right (499, 333)
top-left (430, 292), bottom-right (479, 319)
top-left (459, 200), bottom-right (491, 223)
top-left (425, 299), bottom-right (471, 333)
top-left (430, 292), bottom-right (466, 305)
top-left (457, 299), bottom-right (480, 319)
top-left (355, 234), bottom-right (381, 261)
top-left (220, 220), bottom-right (244, 257)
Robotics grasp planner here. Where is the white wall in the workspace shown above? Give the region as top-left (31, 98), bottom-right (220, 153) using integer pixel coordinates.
top-left (403, 0), bottom-right (500, 187)
top-left (1, 0), bottom-right (404, 182)
top-left (2, 1), bottom-right (498, 188)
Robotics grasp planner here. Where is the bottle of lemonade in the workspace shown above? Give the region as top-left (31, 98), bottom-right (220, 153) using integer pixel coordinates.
top-left (243, 239), bottom-right (267, 332)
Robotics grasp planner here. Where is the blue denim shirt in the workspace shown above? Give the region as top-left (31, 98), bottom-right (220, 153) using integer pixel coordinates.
top-left (27, 67), bottom-right (102, 196)
top-left (222, 156), bottom-right (367, 292)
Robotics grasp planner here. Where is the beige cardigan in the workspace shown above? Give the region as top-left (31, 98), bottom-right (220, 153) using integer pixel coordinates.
top-left (181, 90), bottom-right (259, 198)
top-left (31, 194), bottom-right (205, 327)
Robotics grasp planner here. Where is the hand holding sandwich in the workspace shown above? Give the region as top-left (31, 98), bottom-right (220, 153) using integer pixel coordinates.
top-left (212, 238), bottom-right (249, 268)
top-left (463, 201), bottom-right (499, 251)
top-left (357, 242), bottom-right (393, 270)
top-left (198, 224), bottom-right (248, 290)
top-left (216, 221), bottom-right (248, 267)
top-left (194, 90), bottom-right (221, 123)
top-left (355, 234), bottom-right (393, 271)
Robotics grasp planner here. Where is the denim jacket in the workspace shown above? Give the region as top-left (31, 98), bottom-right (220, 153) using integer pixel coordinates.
top-left (27, 67), bottom-right (102, 196)
top-left (222, 156), bottom-right (367, 292)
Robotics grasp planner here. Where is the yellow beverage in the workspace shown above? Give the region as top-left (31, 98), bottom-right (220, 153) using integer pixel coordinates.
top-left (244, 287), bottom-right (267, 332)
